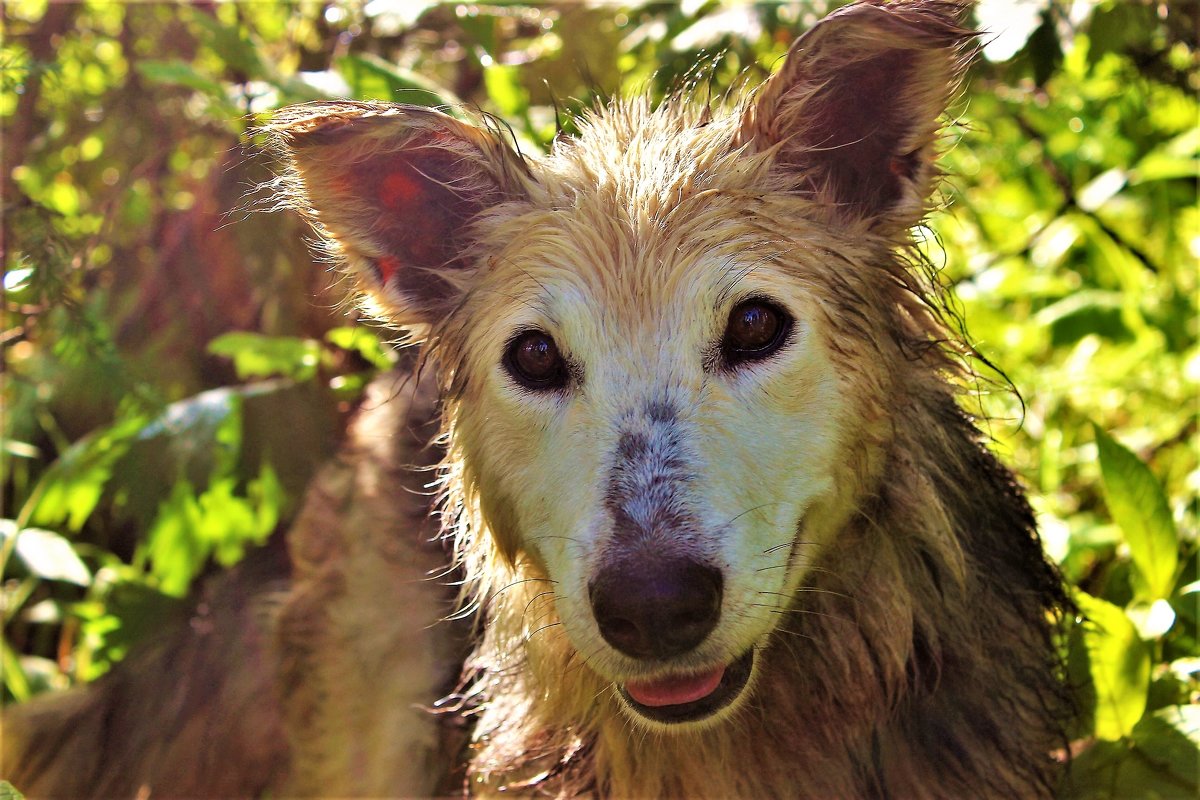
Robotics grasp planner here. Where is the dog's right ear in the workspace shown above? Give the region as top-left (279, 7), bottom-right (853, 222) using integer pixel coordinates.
top-left (266, 102), bottom-right (530, 328)
top-left (736, 0), bottom-right (974, 233)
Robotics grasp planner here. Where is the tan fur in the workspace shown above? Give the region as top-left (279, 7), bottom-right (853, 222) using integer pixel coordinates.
top-left (4, 2), bottom-right (1069, 797)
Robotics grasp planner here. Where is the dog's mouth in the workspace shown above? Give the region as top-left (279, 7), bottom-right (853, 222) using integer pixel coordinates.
top-left (617, 649), bottom-right (755, 724)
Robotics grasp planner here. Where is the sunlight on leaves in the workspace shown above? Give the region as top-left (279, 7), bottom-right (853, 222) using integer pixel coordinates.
top-left (1093, 425), bottom-right (1180, 602)
top-left (1076, 591), bottom-right (1151, 741)
top-left (0, 522), bottom-right (91, 586)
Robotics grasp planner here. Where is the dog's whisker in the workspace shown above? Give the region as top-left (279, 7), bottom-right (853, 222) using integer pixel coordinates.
top-left (489, 577), bottom-right (556, 604)
top-left (756, 588), bottom-right (851, 601)
top-left (769, 626), bottom-right (820, 644)
top-left (749, 604), bottom-right (856, 626)
top-left (521, 590), bottom-right (558, 618)
top-left (527, 534), bottom-right (587, 552)
top-left (727, 502), bottom-right (788, 527)
top-left (761, 537), bottom-right (817, 556)
top-left (524, 621), bottom-right (564, 644)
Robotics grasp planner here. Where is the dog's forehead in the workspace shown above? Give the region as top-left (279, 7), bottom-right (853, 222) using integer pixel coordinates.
top-left (476, 107), bottom-right (781, 323)
top-left (540, 105), bottom-right (748, 213)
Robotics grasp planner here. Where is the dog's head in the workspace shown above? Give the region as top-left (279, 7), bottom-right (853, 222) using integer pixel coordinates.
top-left (270, 0), bottom-right (973, 729)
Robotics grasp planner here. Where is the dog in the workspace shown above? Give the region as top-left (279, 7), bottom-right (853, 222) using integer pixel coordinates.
top-left (3, 1), bottom-right (1070, 796)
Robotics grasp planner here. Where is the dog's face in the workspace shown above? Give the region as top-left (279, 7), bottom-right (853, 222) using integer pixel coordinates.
top-left (451, 162), bottom-right (852, 724)
top-left (272, 0), bottom-right (971, 729)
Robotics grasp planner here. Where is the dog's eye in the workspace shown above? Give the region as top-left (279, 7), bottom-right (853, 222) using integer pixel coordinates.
top-left (505, 330), bottom-right (568, 390)
top-left (722, 300), bottom-right (790, 364)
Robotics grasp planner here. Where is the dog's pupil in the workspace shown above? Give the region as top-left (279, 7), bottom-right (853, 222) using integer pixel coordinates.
top-left (731, 304), bottom-right (778, 350)
top-left (516, 334), bottom-right (559, 379)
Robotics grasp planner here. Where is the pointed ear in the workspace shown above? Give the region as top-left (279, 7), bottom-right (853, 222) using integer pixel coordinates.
top-left (738, 0), bottom-right (976, 231)
top-left (265, 102), bottom-right (530, 326)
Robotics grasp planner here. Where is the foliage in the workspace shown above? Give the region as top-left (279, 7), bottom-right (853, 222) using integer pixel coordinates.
top-left (2, 1), bottom-right (1195, 795)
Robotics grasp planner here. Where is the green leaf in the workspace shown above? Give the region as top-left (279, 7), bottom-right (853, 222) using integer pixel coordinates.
top-left (137, 59), bottom-right (225, 96)
top-left (1034, 290), bottom-right (1132, 346)
top-left (208, 332), bottom-right (323, 381)
top-left (143, 464), bottom-right (286, 596)
top-left (325, 326), bottom-right (397, 371)
top-left (188, 8), bottom-right (267, 79)
top-left (0, 780), bottom-right (26, 800)
top-left (1076, 591), bottom-right (1151, 740)
top-left (1126, 598), bottom-right (1176, 639)
top-left (1, 638), bottom-right (31, 702)
top-left (1061, 737), bottom-right (1197, 799)
top-left (30, 414), bottom-right (149, 531)
top-left (0, 521), bottom-right (91, 586)
top-left (1131, 128), bottom-right (1200, 184)
top-left (71, 580), bottom-right (186, 682)
top-left (334, 53), bottom-right (457, 108)
top-left (1131, 705), bottom-right (1200, 786)
top-left (145, 481), bottom-right (206, 597)
top-left (1093, 425), bottom-right (1179, 601)
top-left (135, 60), bottom-right (239, 118)
top-left (484, 64), bottom-right (529, 118)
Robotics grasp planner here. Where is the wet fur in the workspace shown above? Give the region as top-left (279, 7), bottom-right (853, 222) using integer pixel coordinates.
top-left (267, 1), bottom-right (1070, 796)
top-left (3, 2), bottom-right (1069, 797)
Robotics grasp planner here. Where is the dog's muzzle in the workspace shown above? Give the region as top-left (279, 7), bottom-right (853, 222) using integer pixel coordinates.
top-left (589, 557), bottom-right (753, 724)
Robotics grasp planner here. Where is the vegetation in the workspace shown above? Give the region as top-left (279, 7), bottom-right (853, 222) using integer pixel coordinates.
top-left (2, 1), bottom-right (1195, 795)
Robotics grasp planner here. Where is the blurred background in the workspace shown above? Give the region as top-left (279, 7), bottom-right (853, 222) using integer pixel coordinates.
top-left (1, 1), bottom-right (1196, 795)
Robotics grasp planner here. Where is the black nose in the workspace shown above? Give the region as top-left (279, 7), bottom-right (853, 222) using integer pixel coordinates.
top-left (588, 558), bottom-right (723, 660)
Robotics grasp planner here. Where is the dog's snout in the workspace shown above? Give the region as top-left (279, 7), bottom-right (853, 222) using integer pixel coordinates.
top-left (588, 559), bottom-right (723, 659)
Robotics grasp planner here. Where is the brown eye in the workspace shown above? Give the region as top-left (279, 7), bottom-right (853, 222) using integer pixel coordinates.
top-left (721, 300), bottom-right (790, 365)
top-left (505, 330), bottom-right (568, 390)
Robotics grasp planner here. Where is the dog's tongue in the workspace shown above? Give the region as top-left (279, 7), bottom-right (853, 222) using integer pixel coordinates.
top-left (624, 665), bottom-right (725, 707)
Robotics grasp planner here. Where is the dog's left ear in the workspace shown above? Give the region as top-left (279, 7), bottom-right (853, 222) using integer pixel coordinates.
top-left (266, 102), bottom-right (530, 329)
top-left (739, 0), bottom-right (976, 232)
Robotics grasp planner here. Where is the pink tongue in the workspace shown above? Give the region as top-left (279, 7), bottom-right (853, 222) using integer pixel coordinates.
top-left (624, 666), bottom-right (725, 708)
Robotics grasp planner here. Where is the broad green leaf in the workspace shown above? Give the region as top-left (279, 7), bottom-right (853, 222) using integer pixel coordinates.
top-left (135, 60), bottom-right (239, 118)
top-left (30, 414), bottom-right (148, 531)
top-left (1, 637), bottom-right (31, 702)
top-left (1076, 591), bottom-right (1150, 741)
top-left (334, 53), bottom-right (457, 109)
top-left (1132, 152), bottom-right (1199, 183)
top-left (484, 64), bottom-right (528, 118)
top-left (1130, 705), bottom-right (1200, 787)
top-left (0, 780), bottom-right (26, 800)
top-left (325, 326), bottom-right (397, 371)
top-left (188, 8), bottom-right (267, 79)
top-left (1061, 737), bottom-right (1197, 799)
top-left (1075, 167), bottom-right (1127, 212)
top-left (0, 522), bottom-right (91, 586)
top-left (1126, 598), bottom-right (1176, 639)
top-left (1093, 425), bottom-right (1179, 600)
top-left (208, 332), bottom-right (323, 381)
top-left (137, 60), bottom-right (225, 96)
top-left (1033, 290), bottom-right (1132, 346)
top-left (1131, 124), bottom-right (1200, 183)
top-left (144, 464), bottom-right (286, 596)
top-left (144, 481), bottom-right (206, 597)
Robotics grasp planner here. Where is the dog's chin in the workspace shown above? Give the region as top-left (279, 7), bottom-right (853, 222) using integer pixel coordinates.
top-left (615, 649), bottom-right (756, 729)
